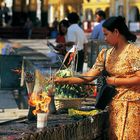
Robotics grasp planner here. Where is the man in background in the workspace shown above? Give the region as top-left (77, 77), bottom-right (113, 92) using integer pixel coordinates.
top-left (65, 12), bottom-right (88, 72)
top-left (24, 18), bottom-right (33, 39)
top-left (90, 10), bottom-right (108, 52)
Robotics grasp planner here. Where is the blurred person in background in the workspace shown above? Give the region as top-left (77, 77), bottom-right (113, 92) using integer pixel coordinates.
top-left (24, 18), bottom-right (33, 39)
top-left (90, 10), bottom-right (108, 52)
top-left (51, 17), bottom-right (59, 38)
top-left (52, 17), bottom-right (59, 31)
top-left (47, 19), bottom-right (69, 64)
top-left (55, 19), bottom-right (69, 56)
top-left (64, 12), bottom-right (88, 72)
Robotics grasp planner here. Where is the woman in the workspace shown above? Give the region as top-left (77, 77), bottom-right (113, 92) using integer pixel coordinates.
top-left (54, 16), bottom-right (140, 139)
top-left (55, 19), bottom-right (69, 56)
top-left (47, 19), bottom-right (69, 64)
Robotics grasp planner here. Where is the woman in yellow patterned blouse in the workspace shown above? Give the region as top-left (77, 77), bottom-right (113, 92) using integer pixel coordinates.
top-left (54, 16), bottom-right (140, 140)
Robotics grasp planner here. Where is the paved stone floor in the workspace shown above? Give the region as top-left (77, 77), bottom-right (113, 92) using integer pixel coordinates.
top-left (0, 39), bottom-right (89, 124)
top-left (0, 90), bottom-right (28, 123)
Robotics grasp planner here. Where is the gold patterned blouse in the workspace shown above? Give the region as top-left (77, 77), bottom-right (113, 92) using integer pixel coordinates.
top-left (92, 43), bottom-right (140, 140)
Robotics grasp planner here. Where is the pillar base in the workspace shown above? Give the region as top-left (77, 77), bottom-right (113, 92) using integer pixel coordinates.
top-left (29, 11), bottom-right (36, 25)
top-left (41, 11), bottom-right (48, 27)
top-left (12, 11), bottom-right (22, 26)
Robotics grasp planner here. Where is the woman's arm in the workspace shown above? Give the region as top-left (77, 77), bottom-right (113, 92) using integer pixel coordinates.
top-left (54, 49), bottom-right (106, 85)
top-left (54, 68), bottom-right (100, 85)
top-left (106, 71), bottom-right (140, 86)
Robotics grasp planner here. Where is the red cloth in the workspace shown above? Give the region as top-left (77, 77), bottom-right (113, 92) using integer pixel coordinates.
top-left (56, 35), bottom-right (65, 43)
top-left (55, 35), bottom-right (66, 56)
top-left (93, 86), bottom-right (97, 97)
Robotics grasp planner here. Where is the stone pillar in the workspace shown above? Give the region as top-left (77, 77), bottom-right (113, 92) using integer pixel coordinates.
top-left (28, 0), bottom-right (37, 25)
top-left (41, 0), bottom-right (48, 27)
top-left (22, 0), bottom-right (28, 25)
top-left (123, 0), bottom-right (129, 25)
top-left (48, 4), bottom-right (54, 26)
top-left (12, 0), bottom-right (22, 26)
top-left (59, 2), bottom-right (64, 20)
top-left (110, 0), bottom-right (116, 16)
top-left (0, 0), bottom-right (3, 26)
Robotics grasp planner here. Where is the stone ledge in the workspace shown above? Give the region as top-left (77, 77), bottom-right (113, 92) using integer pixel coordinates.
top-left (0, 111), bottom-right (109, 140)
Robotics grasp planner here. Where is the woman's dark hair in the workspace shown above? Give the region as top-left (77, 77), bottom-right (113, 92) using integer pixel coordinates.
top-left (102, 16), bottom-right (137, 42)
top-left (67, 12), bottom-right (80, 24)
top-left (58, 19), bottom-right (69, 35)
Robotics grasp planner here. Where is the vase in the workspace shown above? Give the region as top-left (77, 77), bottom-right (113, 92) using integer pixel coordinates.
top-left (37, 112), bottom-right (48, 129)
top-left (48, 94), bottom-right (56, 114)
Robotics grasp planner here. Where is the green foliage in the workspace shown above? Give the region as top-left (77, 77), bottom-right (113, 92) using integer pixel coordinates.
top-left (54, 68), bottom-right (94, 98)
top-left (55, 84), bottom-right (93, 98)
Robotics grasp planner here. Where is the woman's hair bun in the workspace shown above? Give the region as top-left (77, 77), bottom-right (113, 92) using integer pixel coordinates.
top-left (117, 16), bottom-right (125, 22)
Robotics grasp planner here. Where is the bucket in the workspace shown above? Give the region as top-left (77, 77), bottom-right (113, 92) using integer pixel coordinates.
top-left (37, 112), bottom-right (48, 129)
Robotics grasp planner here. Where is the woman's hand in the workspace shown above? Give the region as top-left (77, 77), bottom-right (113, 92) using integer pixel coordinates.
top-left (106, 74), bottom-right (140, 87)
top-left (106, 76), bottom-right (116, 85)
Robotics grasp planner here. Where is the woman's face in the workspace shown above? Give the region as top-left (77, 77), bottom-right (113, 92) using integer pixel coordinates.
top-left (102, 27), bottom-right (118, 46)
top-left (60, 24), bottom-right (67, 34)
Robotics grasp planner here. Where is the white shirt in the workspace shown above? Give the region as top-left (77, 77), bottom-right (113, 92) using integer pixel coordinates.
top-left (66, 24), bottom-right (88, 51)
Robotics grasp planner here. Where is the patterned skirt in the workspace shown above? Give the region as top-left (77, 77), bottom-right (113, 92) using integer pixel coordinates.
top-left (108, 89), bottom-right (140, 140)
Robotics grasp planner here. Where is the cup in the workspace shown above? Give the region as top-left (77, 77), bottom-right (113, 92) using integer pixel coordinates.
top-left (37, 112), bottom-right (48, 129)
